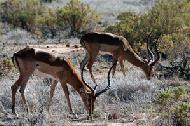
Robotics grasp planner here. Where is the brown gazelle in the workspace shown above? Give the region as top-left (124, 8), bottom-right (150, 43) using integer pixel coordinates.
top-left (11, 47), bottom-right (113, 118)
top-left (80, 32), bottom-right (160, 84)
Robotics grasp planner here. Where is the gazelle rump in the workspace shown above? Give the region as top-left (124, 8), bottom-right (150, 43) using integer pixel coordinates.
top-left (80, 32), bottom-right (160, 83)
top-left (11, 47), bottom-right (112, 118)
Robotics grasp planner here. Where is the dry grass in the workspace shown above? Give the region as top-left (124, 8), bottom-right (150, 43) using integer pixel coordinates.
top-left (0, 56), bottom-right (162, 126)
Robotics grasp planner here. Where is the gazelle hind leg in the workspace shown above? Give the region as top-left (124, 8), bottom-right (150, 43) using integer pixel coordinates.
top-left (48, 80), bottom-right (58, 114)
top-left (12, 58), bottom-right (35, 114)
top-left (80, 52), bottom-right (89, 76)
top-left (19, 83), bottom-right (28, 112)
top-left (11, 76), bottom-right (23, 114)
top-left (87, 50), bottom-right (99, 85)
top-left (112, 52), bottom-right (120, 77)
top-left (111, 59), bottom-right (118, 77)
top-left (11, 74), bottom-right (30, 114)
top-left (119, 58), bottom-right (126, 76)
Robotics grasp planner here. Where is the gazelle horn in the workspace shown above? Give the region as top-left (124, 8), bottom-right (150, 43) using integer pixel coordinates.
top-left (94, 62), bottom-right (116, 97)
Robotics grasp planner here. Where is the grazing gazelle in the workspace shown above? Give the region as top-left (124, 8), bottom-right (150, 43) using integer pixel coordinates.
top-left (80, 32), bottom-right (160, 84)
top-left (11, 47), bottom-right (113, 118)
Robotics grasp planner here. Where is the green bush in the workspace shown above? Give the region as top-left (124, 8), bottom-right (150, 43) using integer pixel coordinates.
top-left (105, 0), bottom-right (190, 60)
top-left (56, 0), bottom-right (99, 37)
top-left (0, 0), bottom-right (41, 30)
top-left (0, 58), bottom-right (14, 77)
top-left (155, 86), bottom-right (190, 125)
top-left (159, 33), bottom-right (190, 62)
top-left (0, 0), bottom-right (99, 38)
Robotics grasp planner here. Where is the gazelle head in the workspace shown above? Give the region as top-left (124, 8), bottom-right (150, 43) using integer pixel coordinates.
top-left (80, 63), bottom-right (113, 118)
top-left (142, 58), bottom-right (159, 80)
top-left (142, 42), bottom-right (160, 80)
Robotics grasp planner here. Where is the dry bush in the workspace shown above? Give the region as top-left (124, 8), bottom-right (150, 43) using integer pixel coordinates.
top-left (0, 58), bottom-right (14, 76)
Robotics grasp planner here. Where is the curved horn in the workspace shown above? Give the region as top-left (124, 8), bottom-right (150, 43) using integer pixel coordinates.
top-left (146, 32), bottom-right (155, 61)
top-left (147, 42), bottom-right (155, 61)
top-left (81, 65), bottom-right (94, 92)
top-left (95, 62), bottom-right (116, 97)
top-left (150, 42), bottom-right (160, 66)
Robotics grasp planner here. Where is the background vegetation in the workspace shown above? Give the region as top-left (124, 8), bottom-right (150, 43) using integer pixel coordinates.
top-left (0, 0), bottom-right (99, 38)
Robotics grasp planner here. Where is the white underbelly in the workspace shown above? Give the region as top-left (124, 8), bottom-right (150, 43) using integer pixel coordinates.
top-left (100, 44), bottom-right (119, 52)
top-left (34, 61), bottom-right (62, 81)
top-left (34, 70), bottom-right (58, 80)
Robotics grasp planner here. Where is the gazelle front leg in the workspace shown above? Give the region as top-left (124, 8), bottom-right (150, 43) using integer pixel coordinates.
top-left (60, 78), bottom-right (78, 118)
top-left (61, 84), bottom-right (73, 114)
top-left (48, 80), bottom-right (58, 113)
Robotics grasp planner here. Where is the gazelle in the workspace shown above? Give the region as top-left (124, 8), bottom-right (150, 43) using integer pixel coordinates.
top-left (11, 47), bottom-right (113, 118)
top-left (80, 32), bottom-right (160, 84)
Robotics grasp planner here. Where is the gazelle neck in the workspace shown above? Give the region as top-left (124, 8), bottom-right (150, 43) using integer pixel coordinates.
top-left (67, 68), bottom-right (90, 96)
top-left (68, 70), bottom-right (91, 111)
top-left (124, 47), bottom-right (146, 69)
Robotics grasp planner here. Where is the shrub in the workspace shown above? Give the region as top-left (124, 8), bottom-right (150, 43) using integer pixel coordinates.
top-left (0, 0), bottom-right (99, 38)
top-left (0, 58), bottom-right (14, 77)
top-left (155, 86), bottom-right (190, 126)
top-left (56, 0), bottom-right (99, 37)
top-left (0, 0), bottom-right (41, 31)
top-left (0, 0), bottom-right (57, 38)
top-left (105, 0), bottom-right (190, 60)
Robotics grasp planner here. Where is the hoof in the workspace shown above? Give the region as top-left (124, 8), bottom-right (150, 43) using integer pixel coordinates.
top-left (73, 113), bottom-right (78, 119)
top-left (87, 115), bottom-right (93, 120)
top-left (12, 112), bottom-right (18, 117)
top-left (71, 112), bottom-right (78, 119)
top-left (69, 113), bottom-right (79, 120)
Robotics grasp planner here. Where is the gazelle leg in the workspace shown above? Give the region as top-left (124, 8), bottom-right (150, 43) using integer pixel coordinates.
top-left (61, 84), bottom-right (73, 114)
top-left (119, 58), bottom-right (126, 76)
top-left (80, 51), bottom-right (89, 71)
top-left (80, 52), bottom-right (89, 77)
top-left (112, 52), bottom-right (120, 77)
top-left (11, 76), bottom-right (23, 114)
top-left (60, 77), bottom-right (78, 118)
top-left (19, 83), bottom-right (28, 112)
top-left (87, 51), bottom-right (99, 85)
top-left (111, 59), bottom-right (118, 77)
top-left (48, 80), bottom-right (58, 113)
top-left (11, 74), bottom-right (30, 114)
